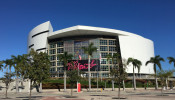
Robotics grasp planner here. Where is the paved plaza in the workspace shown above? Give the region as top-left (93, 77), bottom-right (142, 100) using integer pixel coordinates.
top-left (0, 88), bottom-right (175, 100)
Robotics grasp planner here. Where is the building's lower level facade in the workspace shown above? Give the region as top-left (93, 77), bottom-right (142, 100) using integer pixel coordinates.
top-left (27, 21), bottom-right (155, 78)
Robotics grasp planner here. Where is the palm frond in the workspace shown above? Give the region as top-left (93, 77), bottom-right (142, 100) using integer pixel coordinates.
top-left (167, 57), bottom-right (175, 67)
top-left (81, 42), bottom-right (97, 56)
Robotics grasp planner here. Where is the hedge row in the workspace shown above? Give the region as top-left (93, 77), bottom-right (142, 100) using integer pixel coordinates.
top-left (42, 78), bottom-right (156, 89)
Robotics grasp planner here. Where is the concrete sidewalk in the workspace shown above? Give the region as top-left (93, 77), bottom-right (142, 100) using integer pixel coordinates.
top-left (0, 88), bottom-right (175, 100)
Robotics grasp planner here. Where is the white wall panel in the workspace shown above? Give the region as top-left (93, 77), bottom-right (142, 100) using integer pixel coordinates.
top-left (119, 35), bottom-right (154, 74)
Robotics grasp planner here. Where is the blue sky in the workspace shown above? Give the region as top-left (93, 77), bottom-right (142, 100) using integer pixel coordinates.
top-left (0, 0), bottom-right (175, 77)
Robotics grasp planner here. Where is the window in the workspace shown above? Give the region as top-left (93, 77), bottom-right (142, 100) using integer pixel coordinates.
top-left (50, 68), bottom-right (55, 72)
top-left (50, 55), bottom-right (56, 61)
top-left (101, 53), bottom-right (108, 58)
top-left (109, 46), bottom-right (116, 51)
top-left (57, 48), bottom-right (64, 53)
top-left (57, 67), bottom-right (64, 73)
top-left (57, 61), bottom-right (63, 66)
top-left (102, 73), bottom-right (109, 77)
top-left (57, 41), bottom-right (64, 47)
top-left (110, 65), bottom-right (113, 70)
top-left (49, 49), bottom-right (56, 54)
top-left (100, 40), bottom-right (107, 45)
top-left (101, 59), bottom-right (107, 64)
top-left (82, 41), bottom-right (89, 46)
top-left (50, 62), bottom-right (56, 66)
top-left (109, 59), bottom-right (112, 64)
top-left (101, 65), bottom-right (109, 71)
top-left (109, 40), bottom-right (116, 45)
top-left (100, 46), bottom-right (108, 51)
top-left (50, 44), bottom-right (56, 48)
top-left (64, 47), bottom-right (73, 52)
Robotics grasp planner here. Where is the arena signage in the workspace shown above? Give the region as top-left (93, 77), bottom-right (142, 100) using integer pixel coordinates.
top-left (67, 59), bottom-right (100, 71)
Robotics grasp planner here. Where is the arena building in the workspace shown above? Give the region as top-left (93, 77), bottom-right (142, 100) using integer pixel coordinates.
top-left (27, 21), bottom-right (154, 78)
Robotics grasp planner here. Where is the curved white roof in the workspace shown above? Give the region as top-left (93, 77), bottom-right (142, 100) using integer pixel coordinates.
top-left (48, 25), bottom-right (151, 42)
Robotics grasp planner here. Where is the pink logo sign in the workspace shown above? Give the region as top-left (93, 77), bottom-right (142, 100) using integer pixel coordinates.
top-left (67, 60), bottom-right (97, 70)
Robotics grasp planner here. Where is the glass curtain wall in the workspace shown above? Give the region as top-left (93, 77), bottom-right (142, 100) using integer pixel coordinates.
top-left (48, 36), bottom-right (118, 78)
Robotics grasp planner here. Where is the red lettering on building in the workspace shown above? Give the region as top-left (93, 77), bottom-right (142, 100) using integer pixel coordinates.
top-left (67, 60), bottom-right (97, 70)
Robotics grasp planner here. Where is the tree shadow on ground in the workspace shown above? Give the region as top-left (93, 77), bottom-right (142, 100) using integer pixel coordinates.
top-left (164, 93), bottom-right (175, 94)
top-left (132, 93), bottom-right (150, 95)
top-left (90, 95), bottom-right (110, 97)
top-left (62, 95), bottom-right (78, 98)
top-left (16, 96), bottom-right (43, 100)
top-left (112, 97), bottom-right (127, 99)
top-left (156, 94), bottom-right (169, 96)
top-left (1, 98), bottom-right (12, 99)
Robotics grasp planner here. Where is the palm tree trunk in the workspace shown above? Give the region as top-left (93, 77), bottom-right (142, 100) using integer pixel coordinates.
top-left (112, 80), bottom-right (114, 91)
top-left (165, 78), bottom-right (168, 90)
top-left (133, 66), bottom-right (136, 90)
top-left (16, 77), bottom-right (19, 93)
top-left (88, 55), bottom-right (91, 91)
top-left (155, 75), bottom-right (158, 90)
top-left (6, 66), bottom-right (8, 73)
top-left (64, 69), bottom-right (67, 92)
top-left (39, 83), bottom-right (42, 92)
top-left (9, 66), bottom-right (11, 73)
top-left (123, 80), bottom-right (125, 91)
top-left (154, 64), bottom-right (158, 90)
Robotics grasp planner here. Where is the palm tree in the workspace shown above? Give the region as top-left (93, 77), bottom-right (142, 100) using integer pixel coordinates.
top-left (167, 57), bottom-right (175, 67)
top-left (11, 55), bottom-right (22, 93)
top-left (127, 57), bottom-right (142, 90)
top-left (4, 59), bottom-right (13, 73)
top-left (166, 57), bottom-right (175, 89)
top-left (121, 58), bottom-right (128, 91)
top-left (145, 55), bottom-right (164, 90)
top-left (106, 54), bottom-right (115, 91)
top-left (81, 43), bottom-right (97, 91)
top-left (0, 61), bottom-right (4, 71)
top-left (58, 52), bottom-right (73, 92)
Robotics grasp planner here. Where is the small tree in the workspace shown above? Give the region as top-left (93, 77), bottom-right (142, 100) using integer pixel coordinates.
top-left (106, 54), bottom-right (115, 91)
top-left (67, 62), bottom-right (81, 96)
top-left (110, 53), bottom-right (127, 99)
top-left (21, 49), bottom-right (50, 100)
top-left (156, 70), bottom-right (174, 96)
top-left (1, 72), bottom-right (15, 98)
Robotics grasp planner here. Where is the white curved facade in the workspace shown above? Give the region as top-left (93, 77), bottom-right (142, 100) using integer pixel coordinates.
top-left (28, 21), bottom-right (154, 77)
top-left (27, 21), bottom-right (53, 53)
